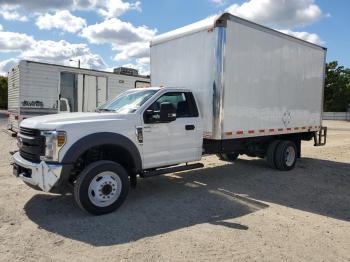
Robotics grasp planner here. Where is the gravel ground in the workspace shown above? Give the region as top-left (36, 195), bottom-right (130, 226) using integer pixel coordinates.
top-left (0, 117), bottom-right (349, 262)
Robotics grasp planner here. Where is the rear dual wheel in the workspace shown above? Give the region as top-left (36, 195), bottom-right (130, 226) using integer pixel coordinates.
top-left (267, 140), bottom-right (297, 171)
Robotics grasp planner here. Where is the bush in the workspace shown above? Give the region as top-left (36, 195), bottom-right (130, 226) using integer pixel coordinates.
top-left (324, 61), bottom-right (350, 112)
top-left (0, 76), bottom-right (7, 109)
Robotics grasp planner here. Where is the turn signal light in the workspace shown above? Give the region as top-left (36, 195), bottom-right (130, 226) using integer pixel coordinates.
top-left (57, 134), bottom-right (66, 147)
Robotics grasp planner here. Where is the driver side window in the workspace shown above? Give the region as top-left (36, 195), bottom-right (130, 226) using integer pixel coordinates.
top-left (144, 92), bottom-right (198, 123)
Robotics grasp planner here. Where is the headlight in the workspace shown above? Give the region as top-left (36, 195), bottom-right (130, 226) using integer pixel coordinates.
top-left (40, 131), bottom-right (66, 162)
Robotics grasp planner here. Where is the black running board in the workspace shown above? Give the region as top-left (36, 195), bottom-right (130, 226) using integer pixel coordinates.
top-left (140, 163), bottom-right (204, 178)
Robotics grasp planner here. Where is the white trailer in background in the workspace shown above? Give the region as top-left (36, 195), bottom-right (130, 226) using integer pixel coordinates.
top-left (7, 60), bottom-right (150, 132)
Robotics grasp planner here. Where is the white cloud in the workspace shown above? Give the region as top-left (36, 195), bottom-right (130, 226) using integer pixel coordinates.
top-left (225, 0), bottom-right (325, 47)
top-left (0, 31), bottom-right (34, 52)
top-left (278, 29), bottom-right (323, 45)
top-left (36, 10), bottom-right (86, 33)
top-left (21, 40), bottom-right (106, 69)
top-left (0, 0), bottom-right (76, 12)
top-left (211, 0), bottom-right (226, 6)
top-left (0, 28), bottom-right (106, 70)
top-left (0, 0), bottom-right (141, 20)
top-left (74, 0), bottom-right (96, 9)
top-left (136, 57), bottom-right (150, 65)
top-left (81, 18), bottom-right (156, 62)
top-left (113, 42), bottom-right (149, 61)
top-left (0, 24), bottom-right (3, 30)
top-left (81, 18), bottom-right (156, 46)
top-left (98, 0), bottom-right (141, 18)
top-left (226, 0), bottom-right (323, 28)
top-left (0, 8), bottom-right (28, 22)
top-left (122, 58), bottom-right (150, 76)
top-left (0, 58), bottom-right (19, 75)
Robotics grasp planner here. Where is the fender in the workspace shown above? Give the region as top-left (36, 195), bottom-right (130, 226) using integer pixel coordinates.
top-left (55, 132), bottom-right (142, 192)
top-left (61, 132), bottom-right (142, 171)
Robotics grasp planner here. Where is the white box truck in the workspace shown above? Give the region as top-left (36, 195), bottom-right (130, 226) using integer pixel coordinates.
top-left (11, 13), bottom-right (327, 215)
top-left (7, 60), bottom-right (150, 132)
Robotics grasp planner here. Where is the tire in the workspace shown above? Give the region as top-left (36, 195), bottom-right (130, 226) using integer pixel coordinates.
top-left (74, 160), bottom-right (129, 215)
top-left (217, 152), bottom-right (239, 162)
top-left (274, 140), bottom-right (297, 171)
top-left (266, 140), bottom-right (281, 168)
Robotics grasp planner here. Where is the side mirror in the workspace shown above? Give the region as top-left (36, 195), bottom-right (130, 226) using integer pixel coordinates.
top-left (144, 109), bottom-right (156, 122)
top-left (159, 102), bottom-right (176, 122)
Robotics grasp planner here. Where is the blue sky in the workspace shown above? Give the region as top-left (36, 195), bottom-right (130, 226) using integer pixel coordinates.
top-left (0, 0), bottom-right (349, 76)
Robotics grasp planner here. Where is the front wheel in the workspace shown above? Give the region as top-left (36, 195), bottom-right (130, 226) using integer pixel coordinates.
top-left (74, 160), bottom-right (129, 215)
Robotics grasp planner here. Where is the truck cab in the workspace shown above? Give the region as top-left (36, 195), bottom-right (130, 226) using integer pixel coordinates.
top-left (13, 87), bottom-right (204, 215)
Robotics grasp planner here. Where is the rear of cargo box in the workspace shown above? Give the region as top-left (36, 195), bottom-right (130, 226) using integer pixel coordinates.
top-left (8, 61), bottom-right (64, 131)
top-left (19, 61), bottom-right (59, 120)
top-left (222, 17), bottom-right (326, 139)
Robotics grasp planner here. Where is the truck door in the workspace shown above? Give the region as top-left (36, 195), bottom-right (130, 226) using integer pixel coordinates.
top-left (97, 77), bottom-right (107, 106)
top-left (83, 75), bottom-right (97, 112)
top-left (142, 91), bottom-right (202, 169)
top-left (59, 72), bottom-right (77, 112)
top-left (77, 74), bottom-right (84, 111)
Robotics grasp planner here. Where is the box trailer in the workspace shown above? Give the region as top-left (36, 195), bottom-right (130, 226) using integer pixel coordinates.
top-left (12, 13), bottom-right (327, 215)
top-left (7, 60), bottom-right (150, 132)
top-left (151, 13), bottom-right (326, 141)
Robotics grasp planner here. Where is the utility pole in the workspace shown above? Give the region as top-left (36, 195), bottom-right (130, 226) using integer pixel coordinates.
top-left (69, 59), bottom-right (81, 68)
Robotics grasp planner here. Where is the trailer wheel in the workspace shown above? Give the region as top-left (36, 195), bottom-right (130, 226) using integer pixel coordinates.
top-left (266, 140), bottom-right (281, 168)
top-left (217, 152), bottom-right (239, 162)
top-left (74, 160), bottom-right (129, 215)
top-left (274, 141), bottom-right (297, 171)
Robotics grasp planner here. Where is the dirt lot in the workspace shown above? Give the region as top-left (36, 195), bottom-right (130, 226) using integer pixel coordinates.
top-left (0, 116), bottom-right (349, 262)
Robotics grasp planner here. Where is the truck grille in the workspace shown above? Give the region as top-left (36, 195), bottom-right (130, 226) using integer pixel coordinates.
top-left (19, 127), bottom-right (45, 163)
top-left (19, 127), bottom-right (41, 137)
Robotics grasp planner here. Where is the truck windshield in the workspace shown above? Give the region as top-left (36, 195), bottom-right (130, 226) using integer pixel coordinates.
top-left (97, 89), bottom-right (158, 114)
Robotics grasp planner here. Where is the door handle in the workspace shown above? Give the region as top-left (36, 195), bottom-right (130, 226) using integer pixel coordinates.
top-left (185, 125), bottom-right (195, 130)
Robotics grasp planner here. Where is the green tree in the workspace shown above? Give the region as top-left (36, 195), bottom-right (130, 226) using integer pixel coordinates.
top-left (0, 76), bottom-right (7, 109)
top-left (324, 61), bottom-right (350, 112)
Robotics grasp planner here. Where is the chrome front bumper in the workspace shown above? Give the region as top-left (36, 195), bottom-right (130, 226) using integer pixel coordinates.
top-left (12, 152), bottom-right (62, 192)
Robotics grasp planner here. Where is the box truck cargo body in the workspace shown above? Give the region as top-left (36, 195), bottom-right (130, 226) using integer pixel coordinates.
top-left (7, 60), bottom-right (150, 132)
top-left (151, 13), bottom-right (326, 140)
top-left (11, 13), bottom-right (327, 215)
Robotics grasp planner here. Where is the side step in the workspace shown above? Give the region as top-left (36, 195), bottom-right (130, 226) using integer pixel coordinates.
top-left (140, 163), bottom-right (204, 178)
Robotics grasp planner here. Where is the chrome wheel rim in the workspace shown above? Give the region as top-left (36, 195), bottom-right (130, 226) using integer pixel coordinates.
top-left (88, 171), bottom-right (122, 207)
top-left (284, 146), bottom-right (296, 167)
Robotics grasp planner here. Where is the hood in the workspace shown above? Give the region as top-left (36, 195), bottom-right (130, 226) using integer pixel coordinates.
top-left (20, 112), bottom-right (128, 130)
